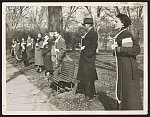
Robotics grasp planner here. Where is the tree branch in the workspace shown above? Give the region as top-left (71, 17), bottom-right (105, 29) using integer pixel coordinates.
top-left (114, 6), bottom-right (120, 14)
top-left (85, 6), bottom-right (93, 18)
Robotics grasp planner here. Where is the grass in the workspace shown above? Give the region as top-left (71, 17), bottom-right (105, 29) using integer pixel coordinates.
top-left (6, 50), bottom-right (144, 111)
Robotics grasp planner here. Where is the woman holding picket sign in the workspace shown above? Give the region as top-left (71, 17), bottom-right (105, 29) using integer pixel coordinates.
top-left (111, 13), bottom-right (142, 110)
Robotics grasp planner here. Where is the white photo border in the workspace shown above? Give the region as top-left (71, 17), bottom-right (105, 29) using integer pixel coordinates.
top-left (2, 2), bottom-right (148, 115)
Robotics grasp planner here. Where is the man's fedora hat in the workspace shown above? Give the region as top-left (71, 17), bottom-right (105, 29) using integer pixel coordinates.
top-left (82, 18), bottom-right (93, 25)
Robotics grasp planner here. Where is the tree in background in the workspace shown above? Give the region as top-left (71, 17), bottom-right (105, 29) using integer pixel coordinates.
top-left (28, 6), bottom-right (48, 33)
top-left (6, 6), bottom-right (31, 31)
top-left (63, 6), bottom-right (79, 32)
top-left (6, 6), bottom-right (144, 52)
top-left (48, 6), bottom-right (63, 32)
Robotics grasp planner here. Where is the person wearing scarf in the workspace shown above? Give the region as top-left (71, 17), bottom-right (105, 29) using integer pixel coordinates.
top-left (75, 18), bottom-right (98, 101)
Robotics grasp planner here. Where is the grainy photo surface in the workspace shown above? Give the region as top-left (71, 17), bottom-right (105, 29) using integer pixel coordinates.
top-left (2, 2), bottom-right (148, 115)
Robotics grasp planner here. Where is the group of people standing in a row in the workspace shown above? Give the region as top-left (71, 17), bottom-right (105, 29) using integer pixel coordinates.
top-left (11, 31), bottom-right (72, 77)
top-left (10, 13), bottom-right (142, 110)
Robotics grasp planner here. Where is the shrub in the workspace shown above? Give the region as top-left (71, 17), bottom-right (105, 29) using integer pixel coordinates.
top-left (6, 29), bottom-right (48, 51)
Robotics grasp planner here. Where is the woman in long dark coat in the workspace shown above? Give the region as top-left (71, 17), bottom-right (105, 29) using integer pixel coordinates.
top-left (112, 13), bottom-right (142, 110)
top-left (75, 18), bottom-right (98, 100)
top-left (42, 33), bottom-right (54, 76)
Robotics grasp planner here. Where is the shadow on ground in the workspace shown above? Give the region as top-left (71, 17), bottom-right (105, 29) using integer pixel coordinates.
top-left (97, 91), bottom-right (118, 110)
top-left (6, 71), bottom-right (22, 83)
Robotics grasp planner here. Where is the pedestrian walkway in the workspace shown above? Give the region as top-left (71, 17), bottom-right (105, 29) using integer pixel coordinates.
top-left (6, 62), bottom-right (59, 111)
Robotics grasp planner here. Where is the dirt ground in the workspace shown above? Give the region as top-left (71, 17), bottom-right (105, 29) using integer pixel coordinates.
top-left (6, 50), bottom-right (143, 111)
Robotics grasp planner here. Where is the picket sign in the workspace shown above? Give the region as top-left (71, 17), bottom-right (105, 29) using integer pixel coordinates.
top-left (112, 28), bottom-right (127, 104)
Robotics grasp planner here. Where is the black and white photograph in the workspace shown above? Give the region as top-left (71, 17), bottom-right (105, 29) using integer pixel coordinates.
top-left (2, 2), bottom-right (148, 115)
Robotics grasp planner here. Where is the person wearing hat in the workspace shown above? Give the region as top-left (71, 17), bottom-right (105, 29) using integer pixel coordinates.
top-left (75, 18), bottom-right (98, 101)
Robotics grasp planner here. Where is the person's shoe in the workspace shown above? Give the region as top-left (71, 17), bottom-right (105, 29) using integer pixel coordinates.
top-left (45, 72), bottom-right (52, 81)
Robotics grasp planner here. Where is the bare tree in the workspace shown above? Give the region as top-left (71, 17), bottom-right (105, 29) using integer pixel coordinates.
top-left (97, 6), bottom-right (102, 17)
top-left (85, 6), bottom-right (93, 19)
top-left (114, 6), bottom-right (120, 15)
top-left (135, 6), bottom-right (143, 44)
top-left (6, 6), bottom-right (30, 31)
top-left (126, 6), bottom-right (131, 18)
top-left (28, 6), bottom-right (48, 32)
top-left (63, 6), bottom-right (79, 31)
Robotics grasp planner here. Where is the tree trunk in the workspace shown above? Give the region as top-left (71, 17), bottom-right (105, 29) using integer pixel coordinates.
top-left (48, 6), bottom-right (63, 32)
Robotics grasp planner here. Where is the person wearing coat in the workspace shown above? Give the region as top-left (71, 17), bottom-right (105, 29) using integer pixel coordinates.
top-left (11, 39), bottom-right (15, 57)
top-left (112, 13), bottom-right (142, 110)
top-left (42, 33), bottom-right (54, 77)
top-left (26, 36), bottom-right (35, 65)
top-left (53, 31), bottom-right (73, 68)
top-left (14, 39), bottom-right (22, 62)
top-left (35, 33), bottom-right (44, 73)
top-left (75, 18), bottom-right (98, 101)
top-left (20, 38), bottom-right (28, 66)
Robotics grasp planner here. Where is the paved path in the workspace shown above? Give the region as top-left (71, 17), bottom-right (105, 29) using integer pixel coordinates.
top-left (6, 62), bottom-right (59, 111)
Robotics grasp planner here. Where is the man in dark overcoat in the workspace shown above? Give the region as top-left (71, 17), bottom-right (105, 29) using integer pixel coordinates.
top-left (75, 18), bottom-right (98, 100)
